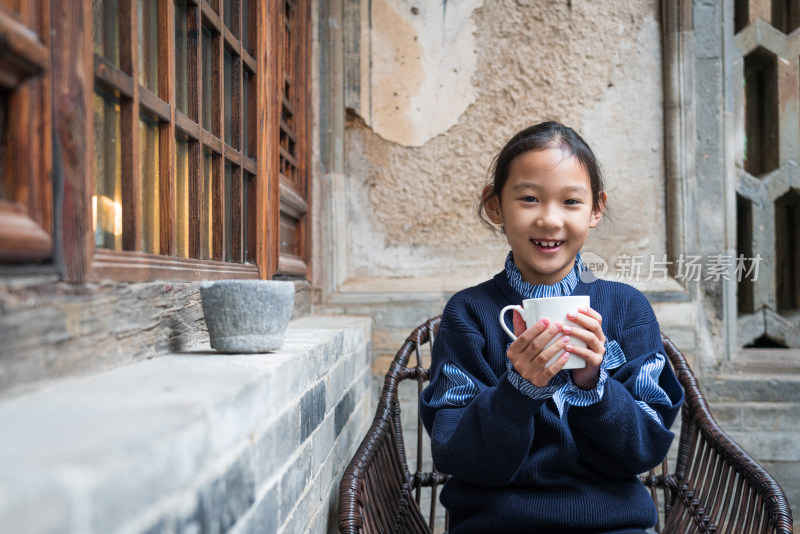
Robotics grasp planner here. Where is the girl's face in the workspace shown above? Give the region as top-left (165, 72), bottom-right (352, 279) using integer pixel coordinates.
top-left (485, 147), bottom-right (605, 286)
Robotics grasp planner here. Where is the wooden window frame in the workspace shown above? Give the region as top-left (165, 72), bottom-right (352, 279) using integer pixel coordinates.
top-left (0, 1), bottom-right (53, 263)
top-left (48, 0), bottom-right (310, 283)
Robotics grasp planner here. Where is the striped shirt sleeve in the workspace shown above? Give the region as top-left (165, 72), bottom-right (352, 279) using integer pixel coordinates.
top-left (506, 359), bottom-right (569, 399)
top-left (426, 362), bottom-right (480, 407)
top-left (632, 352), bottom-right (673, 423)
top-left (553, 340), bottom-right (673, 423)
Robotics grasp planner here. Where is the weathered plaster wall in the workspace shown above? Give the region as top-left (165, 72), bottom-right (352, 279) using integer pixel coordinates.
top-left (365, 0), bottom-right (484, 147)
top-left (343, 0), bottom-right (666, 283)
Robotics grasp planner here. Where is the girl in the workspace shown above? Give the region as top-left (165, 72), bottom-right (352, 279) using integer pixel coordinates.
top-left (419, 121), bottom-right (683, 534)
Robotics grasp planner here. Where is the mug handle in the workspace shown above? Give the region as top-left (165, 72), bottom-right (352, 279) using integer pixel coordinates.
top-left (499, 305), bottom-right (526, 340)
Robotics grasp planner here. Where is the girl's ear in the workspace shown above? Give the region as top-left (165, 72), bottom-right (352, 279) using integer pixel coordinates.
top-left (483, 185), bottom-right (503, 225)
top-left (589, 191), bottom-right (607, 228)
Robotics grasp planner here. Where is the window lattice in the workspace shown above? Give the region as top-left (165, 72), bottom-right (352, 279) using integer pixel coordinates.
top-left (734, 0), bottom-right (800, 348)
top-left (91, 0), bottom-right (258, 263)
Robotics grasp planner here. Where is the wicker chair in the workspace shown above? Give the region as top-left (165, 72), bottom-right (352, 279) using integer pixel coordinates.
top-left (337, 316), bottom-right (794, 534)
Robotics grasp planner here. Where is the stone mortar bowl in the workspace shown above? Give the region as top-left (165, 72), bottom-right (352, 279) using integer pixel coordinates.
top-left (200, 280), bottom-right (295, 353)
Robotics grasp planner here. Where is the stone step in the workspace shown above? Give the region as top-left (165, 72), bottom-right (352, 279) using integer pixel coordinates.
top-left (700, 373), bottom-right (800, 403)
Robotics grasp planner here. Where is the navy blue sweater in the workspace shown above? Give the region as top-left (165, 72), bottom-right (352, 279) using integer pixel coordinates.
top-left (419, 272), bottom-right (683, 533)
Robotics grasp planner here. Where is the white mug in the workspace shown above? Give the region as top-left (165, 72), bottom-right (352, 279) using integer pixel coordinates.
top-left (499, 295), bottom-right (590, 370)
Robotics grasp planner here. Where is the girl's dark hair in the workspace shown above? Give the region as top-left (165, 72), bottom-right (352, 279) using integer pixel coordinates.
top-left (478, 121), bottom-right (606, 230)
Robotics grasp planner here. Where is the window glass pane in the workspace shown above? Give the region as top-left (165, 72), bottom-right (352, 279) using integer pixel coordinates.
top-left (224, 162), bottom-right (233, 261)
top-left (174, 0), bottom-right (189, 115)
top-left (283, 0), bottom-right (293, 95)
top-left (201, 149), bottom-right (213, 259)
top-left (244, 172), bottom-right (256, 263)
top-left (175, 134), bottom-right (190, 258)
top-left (243, 69), bottom-right (254, 158)
top-left (93, 0), bottom-right (121, 66)
top-left (223, 0), bottom-right (231, 28)
top-left (224, 48), bottom-right (233, 146)
top-left (242, 0), bottom-right (252, 55)
top-left (202, 26), bottom-right (213, 131)
top-left (138, 0), bottom-right (159, 92)
top-left (0, 90), bottom-right (8, 201)
top-left (139, 115), bottom-right (160, 254)
top-left (280, 0), bottom-right (296, 184)
top-left (279, 213), bottom-right (296, 255)
top-left (93, 89), bottom-right (122, 250)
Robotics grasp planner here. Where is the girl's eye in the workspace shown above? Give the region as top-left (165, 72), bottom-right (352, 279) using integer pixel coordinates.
top-left (521, 196), bottom-right (538, 203)
top-left (564, 199), bottom-right (580, 206)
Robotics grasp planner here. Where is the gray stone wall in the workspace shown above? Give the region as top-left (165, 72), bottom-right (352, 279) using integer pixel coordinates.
top-left (0, 315), bottom-right (372, 534)
top-left (690, 0), bottom-right (800, 515)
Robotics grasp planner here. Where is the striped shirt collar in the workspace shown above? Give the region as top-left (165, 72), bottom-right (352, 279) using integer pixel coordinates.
top-left (504, 251), bottom-right (584, 299)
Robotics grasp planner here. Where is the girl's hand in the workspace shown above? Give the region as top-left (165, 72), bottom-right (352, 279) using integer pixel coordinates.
top-left (507, 310), bottom-right (572, 387)
top-left (561, 306), bottom-right (606, 389)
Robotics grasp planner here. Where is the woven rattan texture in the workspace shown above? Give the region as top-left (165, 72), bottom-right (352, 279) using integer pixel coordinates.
top-left (337, 317), bottom-right (793, 533)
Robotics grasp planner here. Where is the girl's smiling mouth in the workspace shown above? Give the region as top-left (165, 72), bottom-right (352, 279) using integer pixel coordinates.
top-left (531, 239), bottom-right (565, 252)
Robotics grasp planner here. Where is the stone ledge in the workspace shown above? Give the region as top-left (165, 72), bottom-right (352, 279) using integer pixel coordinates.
top-left (0, 315), bottom-right (371, 534)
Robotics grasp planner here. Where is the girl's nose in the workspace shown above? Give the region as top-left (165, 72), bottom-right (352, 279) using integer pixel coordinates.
top-left (535, 206), bottom-right (564, 229)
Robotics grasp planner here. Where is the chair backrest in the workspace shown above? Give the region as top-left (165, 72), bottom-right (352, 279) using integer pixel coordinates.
top-left (338, 316), bottom-right (794, 534)
top-left (338, 316), bottom-right (445, 534)
top-left (652, 336), bottom-right (794, 533)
